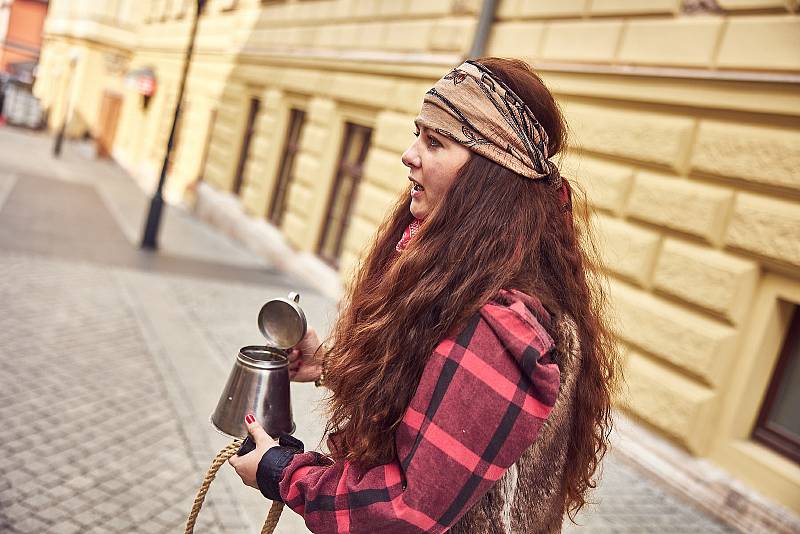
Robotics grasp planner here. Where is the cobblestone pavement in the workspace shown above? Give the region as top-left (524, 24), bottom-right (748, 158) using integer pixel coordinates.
top-left (0, 252), bottom-right (250, 533)
top-left (0, 127), bottom-right (737, 533)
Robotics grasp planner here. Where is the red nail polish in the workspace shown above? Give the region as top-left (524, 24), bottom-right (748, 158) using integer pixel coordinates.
top-left (298, 361), bottom-right (304, 367)
top-left (245, 414), bottom-right (255, 424)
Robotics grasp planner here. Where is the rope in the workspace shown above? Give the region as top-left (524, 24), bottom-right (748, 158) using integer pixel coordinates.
top-left (261, 501), bottom-right (285, 534)
top-left (185, 439), bottom-right (284, 534)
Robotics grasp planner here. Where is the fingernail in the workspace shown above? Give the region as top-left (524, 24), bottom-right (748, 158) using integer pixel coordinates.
top-left (245, 414), bottom-right (255, 424)
top-left (298, 361), bottom-right (304, 367)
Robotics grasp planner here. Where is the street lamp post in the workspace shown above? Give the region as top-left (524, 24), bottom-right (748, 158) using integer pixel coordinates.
top-left (141, 0), bottom-right (206, 250)
top-left (53, 49), bottom-right (81, 158)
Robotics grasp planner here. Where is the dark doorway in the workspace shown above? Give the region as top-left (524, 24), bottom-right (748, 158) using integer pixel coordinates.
top-left (268, 108), bottom-right (306, 226)
top-left (232, 97), bottom-right (260, 195)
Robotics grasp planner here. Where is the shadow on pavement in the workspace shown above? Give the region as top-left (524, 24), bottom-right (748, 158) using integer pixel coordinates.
top-left (0, 172), bottom-right (306, 288)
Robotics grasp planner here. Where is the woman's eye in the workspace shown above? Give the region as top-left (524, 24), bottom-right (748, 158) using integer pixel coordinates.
top-left (428, 136), bottom-right (440, 147)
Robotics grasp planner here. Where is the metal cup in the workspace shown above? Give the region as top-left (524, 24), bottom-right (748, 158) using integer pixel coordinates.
top-left (210, 292), bottom-right (306, 439)
top-left (210, 345), bottom-right (295, 438)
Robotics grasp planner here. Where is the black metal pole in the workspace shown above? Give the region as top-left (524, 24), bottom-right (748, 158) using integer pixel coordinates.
top-left (52, 119), bottom-right (66, 157)
top-left (53, 58), bottom-right (77, 158)
top-left (141, 0), bottom-right (206, 250)
top-left (467, 0), bottom-right (498, 59)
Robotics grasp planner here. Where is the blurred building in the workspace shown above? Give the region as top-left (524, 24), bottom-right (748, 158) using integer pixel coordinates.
top-left (1, 1), bottom-right (48, 128)
top-left (34, 0), bottom-right (800, 531)
top-left (0, 0), bottom-right (48, 76)
top-left (33, 0), bottom-right (136, 144)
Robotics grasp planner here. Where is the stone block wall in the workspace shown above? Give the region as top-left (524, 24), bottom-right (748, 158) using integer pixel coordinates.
top-left (563, 95), bottom-right (798, 454)
top-left (491, 0), bottom-right (800, 70)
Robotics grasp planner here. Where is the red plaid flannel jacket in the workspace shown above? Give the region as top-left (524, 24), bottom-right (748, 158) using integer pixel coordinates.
top-left (279, 289), bottom-right (561, 533)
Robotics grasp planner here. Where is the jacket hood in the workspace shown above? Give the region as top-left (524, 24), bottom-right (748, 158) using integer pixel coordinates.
top-left (479, 289), bottom-right (560, 405)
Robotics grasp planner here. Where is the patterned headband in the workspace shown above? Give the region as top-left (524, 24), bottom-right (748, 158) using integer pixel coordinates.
top-left (418, 60), bottom-right (559, 183)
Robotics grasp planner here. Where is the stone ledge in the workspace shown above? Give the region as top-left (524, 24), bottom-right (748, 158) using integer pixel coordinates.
top-left (194, 182), bottom-right (344, 301)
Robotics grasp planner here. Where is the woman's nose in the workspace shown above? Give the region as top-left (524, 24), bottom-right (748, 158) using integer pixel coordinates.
top-left (401, 143), bottom-right (420, 169)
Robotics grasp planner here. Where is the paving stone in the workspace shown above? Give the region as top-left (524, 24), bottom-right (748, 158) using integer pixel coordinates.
top-left (100, 514), bottom-right (135, 532)
top-left (64, 475), bottom-right (94, 491)
top-left (154, 505), bottom-right (185, 526)
top-left (2, 503), bottom-right (32, 522)
top-left (57, 494), bottom-right (90, 513)
top-left (43, 485), bottom-right (72, 501)
top-left (71, 508), bottom-right (104, 527)
top-left (42, 520), bottom-right (83, 534)
top-left (13, 515), bottom-right (50, 533)
top-left (90, 499), bottom-right (123, 518)
top-left (97, 478), bottom-right (125, 494)
top-left (19, 491), bottom-right (52, 510)
top-left (3, 469), bottom-right (31, 486)
top-left (33, 504), bottom-right (72, 523)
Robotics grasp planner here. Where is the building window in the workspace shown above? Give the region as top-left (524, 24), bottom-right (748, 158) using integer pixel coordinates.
top-left (198, 108), bottom-right (217, 182)
top-left (159, 0), bottom-right (171, 21)
top-left (174, 0), bottom-right (190, 18)
top-left (317, 122), bottom-right (372, 266)
top-left (753, 305), bottom-right (800, 464)
top-left (268, 108), bottom-right (306, 226)
top-left (232, 97), bottom-right (260, 196)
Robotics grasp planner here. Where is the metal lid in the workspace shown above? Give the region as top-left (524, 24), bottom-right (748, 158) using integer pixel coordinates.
top-left (257, 292), bottom-right (307, 350)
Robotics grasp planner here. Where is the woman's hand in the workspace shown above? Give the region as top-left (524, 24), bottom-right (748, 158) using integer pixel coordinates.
top-left (288, 327), bottom-right (324, 383)
top-left (228, 414), bottom-right (278, 489)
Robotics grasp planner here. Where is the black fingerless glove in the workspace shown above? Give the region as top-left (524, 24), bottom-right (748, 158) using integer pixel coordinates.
top-left (256, 434), bottom-right (305, 501)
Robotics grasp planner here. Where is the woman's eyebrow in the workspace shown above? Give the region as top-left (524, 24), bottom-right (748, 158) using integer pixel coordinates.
top-left (414, 120), bottom-right (444, 140)
top-left (414, 119), bottom-right (434, 133)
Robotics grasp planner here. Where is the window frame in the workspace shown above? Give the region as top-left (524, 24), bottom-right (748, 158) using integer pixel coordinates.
top-left (752, 305), bottom-right (800, 464)
top-left (197, 107), bottom-right (217, 182)
top-left (267, 107), bottom-right (306, 227)
top-left (232, 96), bottom-right (261, 196)
top-left (316, 121), bottom-right (372, 267)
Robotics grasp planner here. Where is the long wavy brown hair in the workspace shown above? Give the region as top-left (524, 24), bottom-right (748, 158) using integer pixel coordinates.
top-left (323, 57), bottom-right (620, 520)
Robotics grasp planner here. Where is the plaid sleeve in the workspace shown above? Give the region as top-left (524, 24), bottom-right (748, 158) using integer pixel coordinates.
top-left (278, 299), bottom-right (561, 533)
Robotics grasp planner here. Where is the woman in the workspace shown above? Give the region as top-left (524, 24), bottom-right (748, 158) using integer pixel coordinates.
top-left (229, 57), bottom-right (620, 533)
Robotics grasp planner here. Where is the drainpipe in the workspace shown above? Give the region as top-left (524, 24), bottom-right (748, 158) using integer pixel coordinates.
top-left (467, 0), bottom-right (499, 60)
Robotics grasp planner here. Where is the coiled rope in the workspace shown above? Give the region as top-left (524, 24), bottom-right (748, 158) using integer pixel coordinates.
top-left (185, 439), bottom-right (284, 534)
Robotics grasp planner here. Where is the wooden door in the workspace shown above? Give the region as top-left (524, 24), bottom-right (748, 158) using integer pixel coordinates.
top-left (97, 92), bottom-right (122, 158)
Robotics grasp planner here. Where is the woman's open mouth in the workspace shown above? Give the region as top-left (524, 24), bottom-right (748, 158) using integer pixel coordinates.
top-left (409, 178), bottom-right (424, 197)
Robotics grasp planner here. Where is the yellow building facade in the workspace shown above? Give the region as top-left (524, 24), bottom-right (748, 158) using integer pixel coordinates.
top-left (34, 0), bottom-right (138, 141)
top-left (36, 0), bottom-right (800, 530)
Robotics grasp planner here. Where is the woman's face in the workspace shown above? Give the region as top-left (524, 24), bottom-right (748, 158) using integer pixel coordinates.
top-left (401, 118), bottom-right (471, 220)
